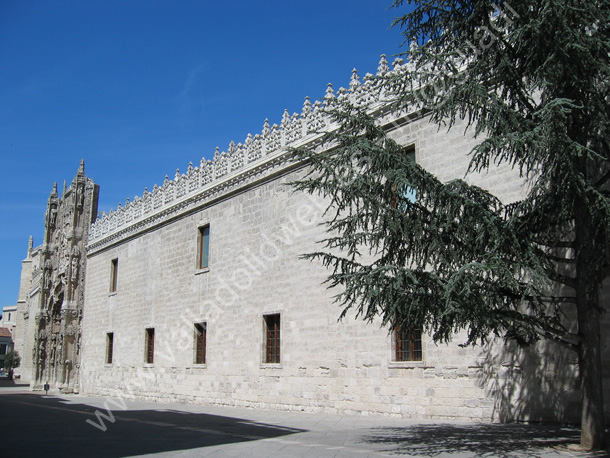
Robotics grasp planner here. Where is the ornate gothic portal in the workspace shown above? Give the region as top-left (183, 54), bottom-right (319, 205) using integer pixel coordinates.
top-left (33, 160), bottom-right (99, 392)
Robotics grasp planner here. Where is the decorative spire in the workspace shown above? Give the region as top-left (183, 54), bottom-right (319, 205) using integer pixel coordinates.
top-left (262, 119), bottom-right (271, 137)
top-left (377, 54), bottom-right (390, 76)
top-left (301, 96), bottom-right (312, 117)
top-left (50, 182), bottom-right (58, 198)
top-left (62, 180), bottom-right (67, 197)
top-left (175, 169), bottom-right (181, 181)
top-left (324, 83), bottom-right (336, 105)
top-left (77, 158), bottom-right (85, 176)
top-left (228, 141), bottom-right (236, 155)
top-left (392, 57), bottom-right (404, 68)
top-left (28, 235), bottom-right (33, 256)
top-left (281, 109), bottom-right (291, 127)
top-left (349, 68), bottom-right (361, 92)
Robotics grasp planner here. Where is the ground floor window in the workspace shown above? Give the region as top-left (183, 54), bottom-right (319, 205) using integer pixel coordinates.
top-left (145, 328), bottom-right (155, 364)
top-left (394, 327), bottom-right (422, 362)
top-left (106, 332), bottom-right (114, 364)
top-left (194, 322), bottom-right (206, 364)
top-left (264, 313), bottom-right (280, 364)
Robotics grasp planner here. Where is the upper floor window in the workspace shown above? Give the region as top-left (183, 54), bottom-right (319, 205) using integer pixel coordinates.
top-left (110, 258), bottom-right (118, 292)
top-left (197, 225), bottom-right (210, 270)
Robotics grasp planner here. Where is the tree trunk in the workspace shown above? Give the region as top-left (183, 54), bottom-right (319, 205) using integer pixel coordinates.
top-left (575, 204), bottom-right (607, 450)
top-left (577, 301), bottom-right (606, 450)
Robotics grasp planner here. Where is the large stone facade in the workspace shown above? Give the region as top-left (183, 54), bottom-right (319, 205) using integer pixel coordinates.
top-left (76, 57), bottom-right (610, 422)
top-left (15, 161), bottom-right (99, 391)
top-left (9, 57), bottom-right (608, 421)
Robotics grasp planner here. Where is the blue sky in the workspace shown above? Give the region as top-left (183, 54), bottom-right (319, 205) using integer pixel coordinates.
top-left (0, 0), bottom-right (408, 309)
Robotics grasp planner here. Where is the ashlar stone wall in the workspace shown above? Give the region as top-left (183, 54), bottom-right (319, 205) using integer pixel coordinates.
top-left (79, 111), bottom-right (547, 422)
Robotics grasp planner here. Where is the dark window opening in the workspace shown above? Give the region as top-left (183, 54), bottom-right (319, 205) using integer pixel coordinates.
top-left (145, 328), bottom-right (155, 364)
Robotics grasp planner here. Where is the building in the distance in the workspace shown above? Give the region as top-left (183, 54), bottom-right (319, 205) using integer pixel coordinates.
top-left (1, 305), bottom-right (17, 335)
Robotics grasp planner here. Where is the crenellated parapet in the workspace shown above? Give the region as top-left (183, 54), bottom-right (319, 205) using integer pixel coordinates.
top-left (88, 55), bottom-right (408, 252)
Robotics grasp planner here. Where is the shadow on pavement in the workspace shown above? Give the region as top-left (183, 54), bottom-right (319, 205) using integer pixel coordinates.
top-left (362, 423), bottom-right (607, 457)
top-left (0, 393), bottom-right (305, 458)
top-left (0, 377), bottom-right (30, 388)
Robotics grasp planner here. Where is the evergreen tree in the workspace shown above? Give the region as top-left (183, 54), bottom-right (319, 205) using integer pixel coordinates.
top-left (292, 0), bottom-right (609, 450)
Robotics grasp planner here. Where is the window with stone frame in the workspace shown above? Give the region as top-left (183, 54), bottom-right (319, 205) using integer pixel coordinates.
top-left (394, 326), bottom-right (423, 362)
top-left (197, 225), bottom-right (210, 270)
top-left (145, 328), bottom-right (155, 364)
top-left (263, 313), bottom-right (280, 364)
top-left (0, 344), bottom-right (6, 356)
top-left (110, 258), bottom-right (118, 292)
top-left (106, 332), bottom-right (114, 364)
top-left (194, 322), bottom-right (206, 365)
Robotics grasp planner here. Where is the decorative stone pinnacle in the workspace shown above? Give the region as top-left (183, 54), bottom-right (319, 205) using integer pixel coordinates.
top-left (302, 96), bottom-right (312, 117)
top-left (175, 169), bottom-right (181, 180)
top-left (50, 182), bottom-right (58, 198)
top-left (350, 68), bottom-right (361, 92)
top-left (282, 109), bottom-right (290, 127)
top-left (263, 119), bottom-right (271, 137)
top-left (324, 83), bottom-right (335, 105)
top-left (392, 57), bottom-right (404, 68)
top-left (377, 54), bottom-right (389, 76)
top-left (77, 159), bottom-right (85, 176)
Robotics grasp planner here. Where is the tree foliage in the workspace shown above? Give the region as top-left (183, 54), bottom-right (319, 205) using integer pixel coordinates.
top-left (292, 0), bottom-right (609, 450)
top-left (5, 350), bottom-right (21, 380)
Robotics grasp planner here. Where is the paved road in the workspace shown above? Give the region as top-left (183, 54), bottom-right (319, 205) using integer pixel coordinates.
top-left (0, 382), bottom-right (607, 457)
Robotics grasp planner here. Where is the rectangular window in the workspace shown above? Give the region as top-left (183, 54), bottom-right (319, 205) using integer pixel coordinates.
top-left (110, 258), bottom-right (118, 292)
top-left (197, 225), bottom-right (210, 269)
top-left (0, 344), bottom-right (6, 356)
top-left (145, 328), bottom-right (155, 364)
top-left (264, 313), bottom-right (281, 364)
top-left (106, 333), bottom-right (114, 364)
top-left (394, 327), bottom-right (422, 362)
top-left (194, 322), bottom-right (206, 364)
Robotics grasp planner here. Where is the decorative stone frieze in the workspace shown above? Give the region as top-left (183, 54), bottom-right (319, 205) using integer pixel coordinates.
top-left (87, 56), bottom-right (406, 253)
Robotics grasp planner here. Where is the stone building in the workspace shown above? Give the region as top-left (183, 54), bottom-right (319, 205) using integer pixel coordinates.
top-left (14, 161), bottom-right (99, 391)
top-left (76, 57), bottom-right (610, 422)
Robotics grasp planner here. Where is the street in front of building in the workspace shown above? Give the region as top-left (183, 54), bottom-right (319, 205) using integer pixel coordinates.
top-left (0, 382), bottom-right (605, 458)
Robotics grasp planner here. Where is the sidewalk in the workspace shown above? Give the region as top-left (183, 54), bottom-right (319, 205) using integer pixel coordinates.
top-left (0, 387), bottom-right (607, 457)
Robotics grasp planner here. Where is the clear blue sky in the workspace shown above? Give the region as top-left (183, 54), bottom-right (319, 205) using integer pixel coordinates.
top-left (0, 0), bottom-right (408, 309)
